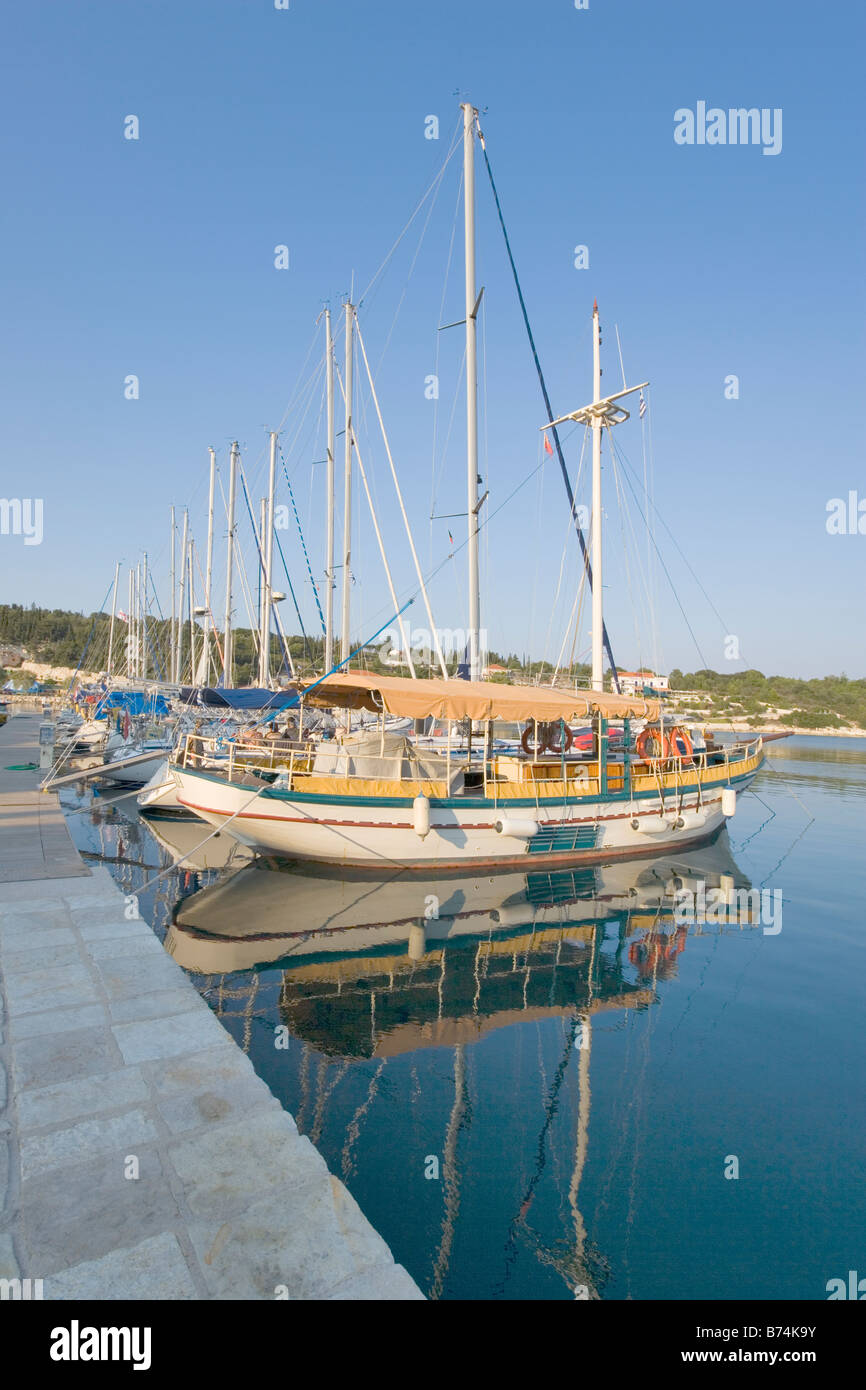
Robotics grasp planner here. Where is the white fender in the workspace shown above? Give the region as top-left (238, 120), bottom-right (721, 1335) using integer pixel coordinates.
top-left (413, 794), bottom-right (431, 838)
top-left (722, 788), bottom-right (737, 817)
top-left (637, 817), bottom-right (673, 836)
top-left (494, 816), bottom-right (539, 839)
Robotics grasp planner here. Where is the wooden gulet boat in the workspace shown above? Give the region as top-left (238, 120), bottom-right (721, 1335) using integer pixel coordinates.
top-left (168, 104), bottom-right (763, 870)
top-left (169, 670), bottom-right (763, 870)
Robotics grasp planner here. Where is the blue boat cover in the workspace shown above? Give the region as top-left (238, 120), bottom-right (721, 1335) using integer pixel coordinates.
top-left (94, 690), bottom-right (172, 718)
top-left (178, 686), bottom-right (300, 711)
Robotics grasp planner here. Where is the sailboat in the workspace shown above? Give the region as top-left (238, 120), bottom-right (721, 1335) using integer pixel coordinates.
top-left (168, 103), bottom-right (763, 871)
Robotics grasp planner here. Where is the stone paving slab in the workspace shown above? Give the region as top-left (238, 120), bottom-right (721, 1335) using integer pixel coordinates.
top-left (0, 715), bottom-right (423, 1300)
top-left (44, 1232), bottom-right (200, 1301)
top-left (20, 1108), bottom-right (160, 1181)
top-left (17, 1068), bottom-right (151, 1131)
top-left (13, 1025), bottom-right (126, 1090)
top-left (108, 987), bottom-right (202, 1026)
top-left (9, 1002), bottom-right (106, 1041)
top-left (20, 1152), bottom-right (183, 1277)
top-left (5, 965), bottom-right (101, 1019)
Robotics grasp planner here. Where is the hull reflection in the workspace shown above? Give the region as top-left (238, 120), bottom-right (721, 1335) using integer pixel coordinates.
top-left (166, 831), bottom-right (754, 1059)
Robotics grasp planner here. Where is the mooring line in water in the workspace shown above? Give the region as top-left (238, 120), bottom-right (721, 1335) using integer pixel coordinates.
top-left (61, 783), bottom-right (155, 813)
top-left (750, 764), bottom-right (817, 887)
top-left (732, 790), bottom-right (778, 852)
top-left (758, 818), bottom-right (817, 890)
top-left (128, 780), bottom-right (274, 899)
top-left (761, 759), bottom-right (817, 822)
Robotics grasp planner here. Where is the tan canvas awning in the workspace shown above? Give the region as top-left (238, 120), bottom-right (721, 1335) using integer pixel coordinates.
top-left (294, 670), bottom-right (661, 722)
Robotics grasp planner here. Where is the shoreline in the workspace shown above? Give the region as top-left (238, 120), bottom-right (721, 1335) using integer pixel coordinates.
top-left (706, 724), bottom-right (866, 740)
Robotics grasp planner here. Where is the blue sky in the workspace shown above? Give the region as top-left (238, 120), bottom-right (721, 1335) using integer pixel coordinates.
top-left (1, 0), bottom-right (863, 679)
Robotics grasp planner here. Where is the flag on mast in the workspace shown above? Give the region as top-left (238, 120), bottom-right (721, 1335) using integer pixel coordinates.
top-left (639, 391), bottom-right (647, 419)
top-left (543, 433), bottom-right (554, 455)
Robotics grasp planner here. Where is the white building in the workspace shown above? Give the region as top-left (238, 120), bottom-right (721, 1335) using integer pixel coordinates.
top-left (614, 670), bottom-right (670, 695)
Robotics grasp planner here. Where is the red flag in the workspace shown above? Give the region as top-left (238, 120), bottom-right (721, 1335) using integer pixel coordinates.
top-left (543, 433), bottom-right (554, 455)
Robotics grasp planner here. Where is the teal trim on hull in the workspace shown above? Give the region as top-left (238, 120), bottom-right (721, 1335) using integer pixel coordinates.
top-left (174, 758), bottom-right (762, 811)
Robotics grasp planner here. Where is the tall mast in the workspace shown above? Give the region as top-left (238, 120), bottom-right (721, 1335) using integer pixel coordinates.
top-left (223, 441), bottom-right (238, 686)
top-left (187, 538), bottom-right (195, 685)
top-left (542, 304), bottom-right (648, 694)
top-left (169, 507), bottom-right (177, 682)
top-left (463, 102), bottom-right (482, 681)
top-left (141, 551), bottom-right (149, 680)
top-left (106, 560), bottom-right (120, 681)
top-left (141, 553), bottom-right (150, 683)
top-left (130, 564), bottom-right (136, 678)
top-left (591, 301), bottom-right (603, 692)
top-left (139, 559), bottom-right (144, 678)
top-left (260, 431), bottom-right (277, 686)
top-left (134, 561), bottom-right (141, 678)
top-left (126, 569), bottom-right (134, 679)
top-left (258, 495), bottom-right (268, 685)
top-left (203, 448), bottom-right (216, 686)
top-left (340, 302), bottom-right (354, 663)
top-left (176, 509), bottom-right (188, 684)
top-left (324, 308), bottom-right (335, 672)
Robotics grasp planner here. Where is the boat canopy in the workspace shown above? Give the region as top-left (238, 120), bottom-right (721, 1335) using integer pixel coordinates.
top-left (296, 671), bottom-right (661, 722)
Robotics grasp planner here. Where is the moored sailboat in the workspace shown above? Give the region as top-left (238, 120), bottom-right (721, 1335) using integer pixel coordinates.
top-left (168, 670), bottom-right (761, 869)
top-left (167, 103), bottom-right (764, 870)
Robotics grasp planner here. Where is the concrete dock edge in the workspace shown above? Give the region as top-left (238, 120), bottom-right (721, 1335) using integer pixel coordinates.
top-left (0, 714), bottom-right (423, 1300)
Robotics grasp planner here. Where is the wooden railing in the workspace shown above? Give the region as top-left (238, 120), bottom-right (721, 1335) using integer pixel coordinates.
top-left (177, 730), bottom-right (763, 799)
top-left (179, 732), bottom-right (312, 783)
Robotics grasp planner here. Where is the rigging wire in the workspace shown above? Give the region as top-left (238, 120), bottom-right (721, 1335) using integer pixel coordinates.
top-left (429, 169), bottom-right (464, 567)
top-left (605, 426), bottom-right (710, 671)
top-left (371, 132), bottom-right (456, 381)
top-left (611, 428), bottom-right (747, 667)
top-left (475, 115), bottom-right (621, 692)
top-left (358, 115), bottom-right (464, 309)
top-left (545, 427), bottom-right (590, 681)
top-left (608, 447), bottom-right (654, 671)
top-left (278, 445), bottom-right (327, 636)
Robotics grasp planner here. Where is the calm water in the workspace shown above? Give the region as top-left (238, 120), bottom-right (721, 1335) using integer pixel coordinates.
top-left (62, 735), bottom-right (866, 1300)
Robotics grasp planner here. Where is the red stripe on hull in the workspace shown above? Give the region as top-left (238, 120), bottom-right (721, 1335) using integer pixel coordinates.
top-left (177, 796), bottom-right (726, 832)
top-left (176, 797), bottom-right (726, 875)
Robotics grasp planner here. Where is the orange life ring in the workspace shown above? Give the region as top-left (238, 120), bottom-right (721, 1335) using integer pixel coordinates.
top-left (636, 726), bottom-right (670, 760)
top-left (669, 726), bottom-right (694, 762)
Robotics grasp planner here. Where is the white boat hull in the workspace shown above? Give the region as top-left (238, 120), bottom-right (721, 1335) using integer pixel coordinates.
top-left (99, 749), bottom-right (172, 786)
top-left (170, 758), bottom-right (761, 871)
top-left (138, 760), bottom-right (197, 817)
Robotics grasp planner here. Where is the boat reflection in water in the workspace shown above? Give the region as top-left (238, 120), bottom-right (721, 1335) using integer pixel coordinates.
top-left (166, 829), bottom-right (759, 1299)
top-left (144, 813), bottom-right (254, 874)
top-left (168, 829), bottom-right (753, 998)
